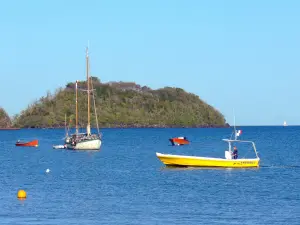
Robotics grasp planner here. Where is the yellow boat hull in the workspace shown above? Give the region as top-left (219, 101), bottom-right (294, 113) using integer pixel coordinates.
top-left (156, 152), bottom-right (260, 168)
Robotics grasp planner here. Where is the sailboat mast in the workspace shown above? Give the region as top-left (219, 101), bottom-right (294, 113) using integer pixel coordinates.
top-left (86, 47), bottom-right (91, 135)
top-left (65, 114), bottom-right (67, 136)
top-left (75, 80), bottom-right (79, 134)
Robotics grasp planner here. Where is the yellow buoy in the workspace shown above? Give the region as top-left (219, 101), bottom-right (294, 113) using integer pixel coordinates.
top-left (17, 190), bottom-right (26, 199)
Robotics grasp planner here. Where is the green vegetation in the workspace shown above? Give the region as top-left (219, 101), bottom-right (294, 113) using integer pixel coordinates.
top-left (12, 78), bottom-right (228, 128)
top-left (0, 107), bottom-right (12, 128)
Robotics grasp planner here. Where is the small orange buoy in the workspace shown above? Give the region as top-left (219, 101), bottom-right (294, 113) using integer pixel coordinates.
top-left (17, 190), bottom-right (27, 199)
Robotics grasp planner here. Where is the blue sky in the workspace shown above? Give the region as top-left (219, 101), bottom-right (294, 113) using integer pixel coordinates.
top-left (1, 0), bottom-right (299, 125)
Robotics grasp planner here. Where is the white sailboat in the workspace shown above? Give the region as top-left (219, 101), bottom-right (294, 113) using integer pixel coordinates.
top-left (283, 121), bottom-right (287, 127)
top-left (65, 47), bottom-right (102, 150)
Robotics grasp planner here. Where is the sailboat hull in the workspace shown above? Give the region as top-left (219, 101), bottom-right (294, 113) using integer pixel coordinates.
top-left (67, 139), bottom-right (101, 150)
top-left (156, 152), bottom-right (260, 168)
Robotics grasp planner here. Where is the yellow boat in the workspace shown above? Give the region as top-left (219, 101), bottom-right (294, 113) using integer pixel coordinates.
top-left (156, 139), bottom-right (260, 168)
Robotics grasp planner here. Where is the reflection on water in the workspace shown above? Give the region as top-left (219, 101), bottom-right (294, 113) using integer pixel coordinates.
top-left (160, 165), bottom-right (260, 171)
top-left (260, 165), bottom-right (300, 169)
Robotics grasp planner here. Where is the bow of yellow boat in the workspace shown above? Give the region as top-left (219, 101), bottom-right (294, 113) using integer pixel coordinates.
top-left (156, 152), bottom-right (260, 168)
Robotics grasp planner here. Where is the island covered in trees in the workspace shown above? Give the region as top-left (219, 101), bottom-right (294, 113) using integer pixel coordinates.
top-left (1, 78), bottom-right (229, 128)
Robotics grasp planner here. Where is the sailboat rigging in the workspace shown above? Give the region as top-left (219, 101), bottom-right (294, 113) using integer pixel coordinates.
top-left (64, 47), bottom-right (102, 150)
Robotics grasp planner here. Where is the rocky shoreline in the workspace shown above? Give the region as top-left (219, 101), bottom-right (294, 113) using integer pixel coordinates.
top-left (0, 127), bottom-right (20, 130)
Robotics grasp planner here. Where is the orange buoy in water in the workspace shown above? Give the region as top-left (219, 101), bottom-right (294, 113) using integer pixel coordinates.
top-left (17, 190), bottom-right (27, 199)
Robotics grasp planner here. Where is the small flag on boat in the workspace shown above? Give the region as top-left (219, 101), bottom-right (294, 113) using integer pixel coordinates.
top-left (236, 130), bottom-right (242, 137)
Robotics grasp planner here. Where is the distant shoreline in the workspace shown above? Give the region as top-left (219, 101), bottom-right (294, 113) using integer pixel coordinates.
top-left (0, 128), bottom-right (21, 130)
top-left (1, 124), bottom-right (296, 129)
top-left (4, 124), bottom-right (230, 129)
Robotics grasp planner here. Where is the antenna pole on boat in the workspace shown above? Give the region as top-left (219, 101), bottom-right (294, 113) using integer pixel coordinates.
top-left (86, 46), bottom-right (91, 136)
top-left (75, 80), bottom-right (79, 135)
top-left (233, 108), bottom-right (237, 140)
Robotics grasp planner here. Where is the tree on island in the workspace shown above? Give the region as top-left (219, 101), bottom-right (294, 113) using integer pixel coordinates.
top-left (0, 107), bottom-right (12, 128)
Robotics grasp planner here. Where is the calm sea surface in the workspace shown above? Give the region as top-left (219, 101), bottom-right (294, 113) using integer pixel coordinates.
top-left (0, 126), bottom-right (299, 225)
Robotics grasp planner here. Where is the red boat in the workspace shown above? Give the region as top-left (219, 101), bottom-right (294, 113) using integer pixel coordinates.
top-left (15, 139), bottom-right (39, 147)
top-left (169, 137), bottom-right (190, 146)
